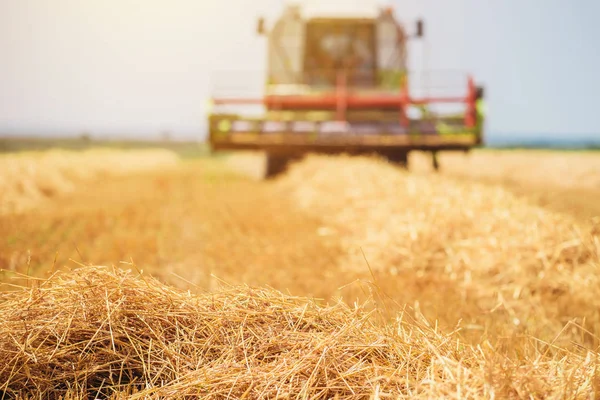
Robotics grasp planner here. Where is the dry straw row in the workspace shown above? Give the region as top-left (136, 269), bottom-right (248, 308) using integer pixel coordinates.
top-left (0, 149), bottom-right (179, 215)
top-left (275, 155), bottom-right (600, 344)
top-left (0, 266), bottom-right (598, 399)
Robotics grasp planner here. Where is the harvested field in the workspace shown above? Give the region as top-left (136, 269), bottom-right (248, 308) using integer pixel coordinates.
top-left (1, 266), bottom-right (598, 399)
top-left (1, 149), bottom-right (599, 398)
top-left (412, 150), bottom-right (600, 222)
top-left (0, 149), bottom-right (179, 215)
top-left (411, 150), bottom-right (600, 191)
top-left (276, 155), bottom-right (600, 343)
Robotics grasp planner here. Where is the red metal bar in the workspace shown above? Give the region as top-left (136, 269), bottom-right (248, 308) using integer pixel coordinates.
top-left (214, 96), bottom-right (467, 107)
top-left (336, 71), bottom-right (347, 121)
top-left (213, 95), bottom-right (467, 109)
top-left (465, 75), bottom-right (477, 128)
top-left (266, 95), bottom-right (466, 109)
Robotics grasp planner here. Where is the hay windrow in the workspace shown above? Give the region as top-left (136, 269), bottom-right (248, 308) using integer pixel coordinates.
top-left (0, 266), bottom-right (598, 399)
top-left (0, 266), bottom-right (454, 399)
top-left (0, 149), bottom-right (180, 215)
top-left (275, 155), bottom-right (600, 342)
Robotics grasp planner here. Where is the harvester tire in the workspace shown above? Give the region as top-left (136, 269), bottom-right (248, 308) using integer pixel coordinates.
top-left (265, 154), bottom-right (292, 179)
top-left (432, 151), bottom-right (440, 171)
top-left (384, 152), bottom-right (409, 169)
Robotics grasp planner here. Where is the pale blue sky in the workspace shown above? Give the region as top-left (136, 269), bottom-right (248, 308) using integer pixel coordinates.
top-left (0, 0), bottom-right (599, 141)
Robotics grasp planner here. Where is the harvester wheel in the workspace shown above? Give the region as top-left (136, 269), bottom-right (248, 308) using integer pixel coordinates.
top-left (265, 154), bottom-right (292, 179)
top-left (432, 151), bottom-right (440, 171)
top-left (384, 152), bottom-right (409, 169)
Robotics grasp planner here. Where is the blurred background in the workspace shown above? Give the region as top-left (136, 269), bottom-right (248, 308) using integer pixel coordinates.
top-left (1, 0), bottom-right (599, 147)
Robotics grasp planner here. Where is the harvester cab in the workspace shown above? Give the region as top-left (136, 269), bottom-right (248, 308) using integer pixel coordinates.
top-left (208, 3), bottom-right (485, 178)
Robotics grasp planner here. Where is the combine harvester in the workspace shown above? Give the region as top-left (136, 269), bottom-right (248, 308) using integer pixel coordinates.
top-left (208, 1), bottom-right (485, 177)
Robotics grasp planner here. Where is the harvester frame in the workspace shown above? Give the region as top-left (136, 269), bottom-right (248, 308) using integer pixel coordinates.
top-left (207, 5), bottom-right (485, 177)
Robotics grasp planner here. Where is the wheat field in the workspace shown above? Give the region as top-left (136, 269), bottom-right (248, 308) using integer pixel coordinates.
top-left (0, 148), bottom-right (599, 398)
top-left (0, 148), bottom-right (179, 215)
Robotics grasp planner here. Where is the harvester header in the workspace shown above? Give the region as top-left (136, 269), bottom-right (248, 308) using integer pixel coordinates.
top-left (208, 3), bottom-right (485, 177)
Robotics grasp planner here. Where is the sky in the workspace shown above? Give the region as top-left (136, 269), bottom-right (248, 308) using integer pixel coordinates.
top-left (0, 0), bottom-right (599, 141)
